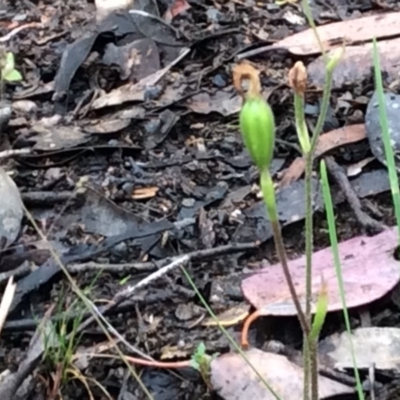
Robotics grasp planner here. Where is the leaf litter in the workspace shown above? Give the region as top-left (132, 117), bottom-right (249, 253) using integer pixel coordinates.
top-left (242, 226), bottom-right (400, 315)
top-left (211, 349), bottom-right (354, 400)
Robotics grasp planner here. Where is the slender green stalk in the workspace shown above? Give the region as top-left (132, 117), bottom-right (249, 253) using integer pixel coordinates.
top-left (181, 267), bottom-right (282, 400)
top-left (303, 155), bottom-right (313, 400)
top-left (304, 64), bottom-right (334, 319)
top-left (294, 93), bottom-right (310, 153)
top-left (292, 52), bottom-right (334, 400)
top-left (308, 279), bottom-right (327, 400)
top-left (299, 3), bottom-right (339, 399)
top-left (290, 61), bottom-right (313, 400)
top-left (309, 339), bottom-right (318, 400)
top-left (304, 63), bottom-right (334, 400)
top-left (302, 339), bottom-right (310, 400)
top-left (320, 160), bottom-right (365, 400)
top-left (302, 1), bottom-right (327, 64)
top-left (260, 169), bottom-right (309, 333)
top-left (261, 165), bottom-right (310, 400)
top-left (372, 39), bottom-right (400, 240)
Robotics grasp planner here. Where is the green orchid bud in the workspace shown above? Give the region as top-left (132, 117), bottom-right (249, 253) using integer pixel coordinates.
top-left (239, 97), bottom-right (275, 171)
top-left (233, 63), bottom-right (276, 172)
top-left (288, 61), bottom-right (311, 154)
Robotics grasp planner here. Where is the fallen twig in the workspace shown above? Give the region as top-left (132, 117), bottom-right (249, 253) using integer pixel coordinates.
top-left (0, 148), bottom-right (30, 159)
top-left (0, 277), bottom-right (16, 335)
top-left (75, 241), bottom-right (259, 335)
top-left (68, 240), bottom-right (257, 274)
top-left (0, 23), bottom-right (42, 43)
top-left (324, 156), bottom-right (386, 233)
top-left (9, 219), bottom-right (176, 313)
top-left (4, 290), bottom-right (176, 331)
top-left (0, 306), bottom-right (56, 400)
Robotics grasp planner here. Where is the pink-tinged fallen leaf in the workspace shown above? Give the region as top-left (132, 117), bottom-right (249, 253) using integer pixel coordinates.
top-left (309, 38), bottom-right (400, 89)
top-left (164, 0), bottom-right (191, 23)
top-left (211, 348), bottom-right (354, 400)
top-left (280, 124), bottom-right (366, 187)
top-left (320, 327), bottom-right (400, 371)
top-left (242, 227), bottom-right (400, 316)
top-left (271, 12), bottom-right (400, 55)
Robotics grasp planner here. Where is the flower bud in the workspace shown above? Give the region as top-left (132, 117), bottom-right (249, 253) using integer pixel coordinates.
top-left (288, 61), bottom-right (310, 154)
top-left (240, 97), bottom-right (275, 171)
top-left (288, 61), bottom-right (307, 97)
top-left (233, 63), bottom-right (275, 171)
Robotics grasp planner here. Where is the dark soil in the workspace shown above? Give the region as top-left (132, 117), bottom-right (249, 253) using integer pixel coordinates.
top-left (1, 0), bottom-right (400, 399)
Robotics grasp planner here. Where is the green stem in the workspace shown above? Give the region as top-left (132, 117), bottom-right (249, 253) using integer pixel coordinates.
top-left (303, 71), bottom-right (332, 400)
top-left (260, 169), bottom-right (309, 334)
top-left (302, 0), bottom-right (328, 64)
top-left (300, 3), bottom-right (337, 399)
top-left (304, 152), bottom-right (313, 316)
top-left (372, 39), bottom-right (400, 244)
top-left (303, 153), bottom-right (314, 400)
top-left (303, 75), bottom-right (333, 304)
top-left (303, 340), bottom-right (310, 400)
top-left (301, 5), bottom-right (334, 400)
top-left (309, 339), bottom-right (318, 400)
top-left (262, 167), bottom-right (311, 400)
top-left (295, 90), bottom-right (311, 400)
top-left (294, 94), bottom-right (310, 153)
top-left (320, 160), bottom-right (365, 400)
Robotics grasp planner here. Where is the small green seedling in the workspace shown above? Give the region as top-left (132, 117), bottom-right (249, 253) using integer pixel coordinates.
top-left (190, 342), bottom-right (217, 390)
top-left (119, 275), bottom-right (131, 285)
top-left (1, 52), bottom-right (22, 82)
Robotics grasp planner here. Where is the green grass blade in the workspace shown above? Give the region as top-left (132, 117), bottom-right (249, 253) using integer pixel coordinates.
top-left (309, 279), bottom-right (328, 342)
top-left (181, 267), bottom-right (282, 400)
top-left (320, 160), bottom-right (365, 400)
top-left (372, 38), bottom-right (400, 240)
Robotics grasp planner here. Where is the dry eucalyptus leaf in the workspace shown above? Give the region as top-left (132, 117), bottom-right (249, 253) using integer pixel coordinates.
top-left (211, 348), bottom-right (354, 400)
top-left (202, 303), bottom-right (249, 327)
top-left (242, 227), bottom-right (400, 316)
top-left (280, 124), bottom-right (366, 187)
top-left (95, 0), bottom-right (133, 19)
top-left (272, 12), bottom-right (400, 56)
top-left (320, 327), bottom-right (400, 371)
top-left (160, 344), bottom-right (191, 360)
top-left (309, 38), bottom-right (400, 89)
top-left (30, 123), bottom-right (89, 150)
top-left (82, 118), bottom-right (131, 134)
top-left (0, 168), bottom-right (23, 248)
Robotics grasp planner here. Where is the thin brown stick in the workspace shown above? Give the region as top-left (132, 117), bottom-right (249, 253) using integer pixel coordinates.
top-left (76, 241), bottom-right (259, 335)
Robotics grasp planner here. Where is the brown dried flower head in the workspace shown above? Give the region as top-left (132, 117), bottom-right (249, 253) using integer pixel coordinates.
top-left (232, 63), bottom-right (261, 100)
top-left (288, 61), bottom-right (307, 96)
